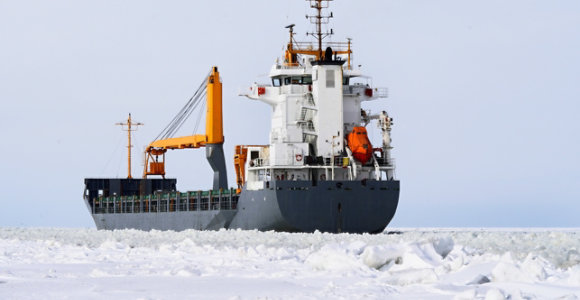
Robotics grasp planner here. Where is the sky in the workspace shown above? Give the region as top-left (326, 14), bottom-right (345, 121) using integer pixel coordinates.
top-left (0, 0), bottom-right (578, 228)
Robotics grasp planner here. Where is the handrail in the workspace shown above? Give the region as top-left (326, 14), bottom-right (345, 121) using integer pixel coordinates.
top-left (92, 188), bottom-right (240, 214)
top-left (291, 41), bottom-right (352, 52)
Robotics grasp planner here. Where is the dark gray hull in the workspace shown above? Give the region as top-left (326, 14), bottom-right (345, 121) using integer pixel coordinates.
top-left (92, 210), bottom-right (238, 231)
top-left (87, 180), bottom-right (399, 233)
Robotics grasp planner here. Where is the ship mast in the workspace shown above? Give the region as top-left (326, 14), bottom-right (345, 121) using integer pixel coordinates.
top-left (283, 0), bottom-right (351, 66)
top-left (116, 113), bottom-right (143, 179)
top-left (306, 0), bottom-right (334, 60)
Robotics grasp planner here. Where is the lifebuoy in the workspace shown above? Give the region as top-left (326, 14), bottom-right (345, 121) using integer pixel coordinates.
top-left (295, 154), bottom-right (303, 162)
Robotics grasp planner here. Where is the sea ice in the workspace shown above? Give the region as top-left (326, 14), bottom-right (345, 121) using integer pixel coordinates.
top-left (0, 227), bottom-right (579, 299)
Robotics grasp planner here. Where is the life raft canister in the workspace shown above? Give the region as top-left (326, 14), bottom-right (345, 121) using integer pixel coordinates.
top-left (347, 126), bottom-right (373, 165)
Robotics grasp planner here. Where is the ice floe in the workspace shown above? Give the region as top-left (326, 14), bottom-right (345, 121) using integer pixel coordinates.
top-left (0, 227), bottom-right (579, 299)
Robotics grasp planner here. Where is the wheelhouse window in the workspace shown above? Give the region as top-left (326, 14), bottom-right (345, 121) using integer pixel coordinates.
top-left (343, 77), bottom-right (349, 85)
top-left (290, 76), bottom-right (302, 84)
top-left (250, 151), bottom-right (259, 160)
top-left (276, 76), bottom-right (313, 85)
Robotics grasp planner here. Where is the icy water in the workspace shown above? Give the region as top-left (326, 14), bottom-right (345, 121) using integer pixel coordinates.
top-left (1, 228), bottom-right (579, 299)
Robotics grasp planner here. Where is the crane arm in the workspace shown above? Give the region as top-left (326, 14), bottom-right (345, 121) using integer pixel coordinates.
top-left (143, 134), bottom-right (207, 178)
top-left (143, 66), bottom-right (225, 181)
top-left (146, 134), bottom-right (206, 151)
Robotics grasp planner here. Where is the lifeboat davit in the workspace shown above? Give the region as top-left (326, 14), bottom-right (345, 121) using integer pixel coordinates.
top-left (347, 126), bottom-right (373, 165)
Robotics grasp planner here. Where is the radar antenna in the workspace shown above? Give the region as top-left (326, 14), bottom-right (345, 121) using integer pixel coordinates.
top-left (283, 0), bottom-right (352, 67)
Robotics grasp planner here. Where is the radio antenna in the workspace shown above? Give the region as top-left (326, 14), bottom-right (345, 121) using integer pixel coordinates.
top-left (306, 0), bottom-right (334, 60)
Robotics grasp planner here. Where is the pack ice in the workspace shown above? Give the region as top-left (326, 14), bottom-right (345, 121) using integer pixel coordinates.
top-left (1, 228), bottom-right (579, 299)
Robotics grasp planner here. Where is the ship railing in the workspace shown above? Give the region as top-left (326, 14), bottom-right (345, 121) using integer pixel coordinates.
top-left (243, 156), bottom-right (350, 171)
top-left (375, 88), bottom-right (388, 98)
top-left (274, 64), bottom-right (306, 70)
top-left (374, 156), bottom-right (396, 168)
top-left (343, 85), bottom-right (388, 98)
top-left (320, 156), bottom-right (349, 167)
top-left (343, 85), bottom-right (364, 96)
top-left (291, 41), bottom-right (351, 52)
top-left (298, 121), bottom-right (315, 133)
top-left (92, 188), bottom-right (240, 214)
top-left (251, 158), bottom-right (269, 168)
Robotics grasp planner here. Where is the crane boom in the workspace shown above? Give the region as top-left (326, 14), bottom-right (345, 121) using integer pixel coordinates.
top-left (146, 134), bottom-right (206, 150)
top-left (143, 67), bottom-right (228, 191)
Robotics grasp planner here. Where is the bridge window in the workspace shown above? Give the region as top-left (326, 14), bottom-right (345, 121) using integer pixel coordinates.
top-left (276, 76), bottom-right (313, 85)
top-left (250, 151), bottom-right (259, 160)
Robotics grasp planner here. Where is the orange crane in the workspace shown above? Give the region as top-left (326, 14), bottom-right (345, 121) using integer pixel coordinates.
top-left (143, 66), bottom-right (228, 190)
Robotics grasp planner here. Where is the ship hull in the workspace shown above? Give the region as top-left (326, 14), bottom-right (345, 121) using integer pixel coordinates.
top-left (86, 180), bottom-right (399, 233)
top-left (230, 180), bottom-right (399, 233)
top-left (92, 210), bottom-right (238, 231)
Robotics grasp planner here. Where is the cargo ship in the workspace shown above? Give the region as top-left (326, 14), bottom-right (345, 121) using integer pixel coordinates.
top-left (83, 0), bottom-right (400, 233)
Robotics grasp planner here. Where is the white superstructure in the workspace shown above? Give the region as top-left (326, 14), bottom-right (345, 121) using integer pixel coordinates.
top-left (234, 2), bottom-right (396, 191)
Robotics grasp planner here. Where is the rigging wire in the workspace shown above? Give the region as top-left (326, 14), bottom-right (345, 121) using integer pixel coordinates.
top-left (157, 87), bottom-right (204, 140)
top-left (161, 90), bottom-right (202, 139)
top-left (192, 97), bottom-right (207, 135)
top-left (101, 131), bottom-right (125, 176)
top-left (154, 70), bottom-right (211, 141)
top-left (179, 89), bottom-right (206, 135)
top-left (133, 129), bottom-right (145, 170)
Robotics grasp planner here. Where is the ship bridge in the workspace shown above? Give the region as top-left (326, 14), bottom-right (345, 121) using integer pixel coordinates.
top-left (236, 0), bottom-right (395, 190)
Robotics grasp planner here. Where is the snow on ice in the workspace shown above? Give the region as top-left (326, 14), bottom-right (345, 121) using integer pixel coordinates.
top-left (0, 228), bottom-right (579, 299)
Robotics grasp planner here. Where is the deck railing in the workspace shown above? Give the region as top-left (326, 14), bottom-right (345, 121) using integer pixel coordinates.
top-left (92, 189), bottom-right (239, 214)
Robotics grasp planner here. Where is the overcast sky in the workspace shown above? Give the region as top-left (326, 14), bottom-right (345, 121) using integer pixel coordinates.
top-left (1, 0), bottom-right (578, 228)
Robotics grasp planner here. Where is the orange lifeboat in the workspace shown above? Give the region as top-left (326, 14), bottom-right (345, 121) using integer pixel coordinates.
top-left (347, 127), bottom-right (373, 165)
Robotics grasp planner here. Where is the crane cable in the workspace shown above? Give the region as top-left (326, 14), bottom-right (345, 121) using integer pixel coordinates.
top-left (192, 97), bottom-right (206, 135)
top-left (153, 70), bottom-right (211, 142)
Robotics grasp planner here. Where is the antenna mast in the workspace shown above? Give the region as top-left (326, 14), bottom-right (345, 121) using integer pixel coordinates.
top-left (116, 113), bottom-right (143, 179)
top-left (306, 0), bottom-right (334, 60)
